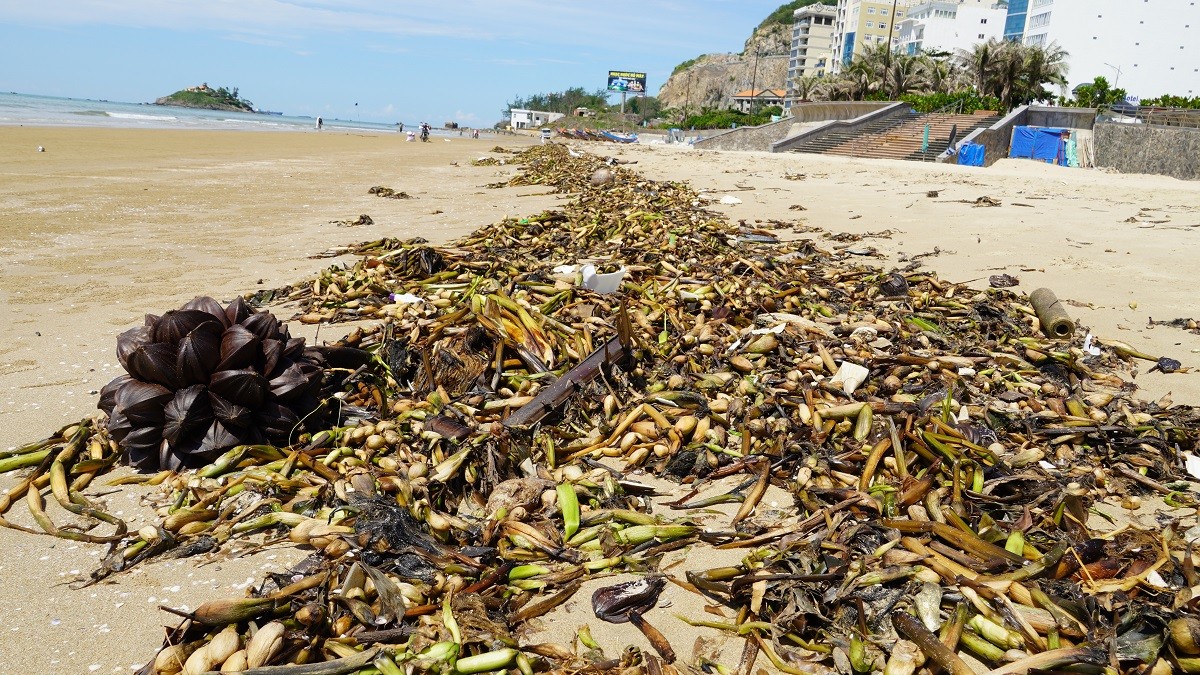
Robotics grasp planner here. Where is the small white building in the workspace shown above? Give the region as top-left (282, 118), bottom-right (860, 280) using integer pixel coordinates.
top-left (897, 1), bottom-right (1007, 56)
top-left (731, 89), bottom-right (788, 114)
top-left (509, 109), bottom-right (565, 129)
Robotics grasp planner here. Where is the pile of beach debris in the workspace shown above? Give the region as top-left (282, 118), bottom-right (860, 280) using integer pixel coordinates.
top-left (4, 144), bottom-right (1200, 675)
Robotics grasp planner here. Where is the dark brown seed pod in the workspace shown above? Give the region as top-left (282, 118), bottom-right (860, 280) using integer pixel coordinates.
top-left (591, 576), bottom-right (665, 624)
top-left (98, 297), bottom-right (326, 470)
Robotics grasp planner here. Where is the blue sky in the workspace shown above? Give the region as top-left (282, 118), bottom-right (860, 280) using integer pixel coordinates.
top-left (0, 1), bottom-right (789, 126)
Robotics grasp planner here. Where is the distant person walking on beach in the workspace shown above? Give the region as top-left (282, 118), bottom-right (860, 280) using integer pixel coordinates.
top-left (315, 116), bottom-right (323, 130)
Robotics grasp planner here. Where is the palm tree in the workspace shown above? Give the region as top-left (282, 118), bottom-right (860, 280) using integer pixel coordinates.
top-left (818, 74), bottom-right (861, 101)
top-left (922, 57), bottom-right (959, 95)
top-left (992, 42), bottom-right (1027, 109)
top-left (793, 76), bottom-right (822, 102)
top-left (1016, 41), bottom-right (1069, 106)
top-left (884, 54), bottom-right (927, 100)
top-left (957, 39), bottom-right (1004, 96)
top-left (852, 43), bottom-right (895, 94)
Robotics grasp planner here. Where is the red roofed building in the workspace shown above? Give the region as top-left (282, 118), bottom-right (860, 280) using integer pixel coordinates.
top-left (731, 89), bottom-right (788, 113)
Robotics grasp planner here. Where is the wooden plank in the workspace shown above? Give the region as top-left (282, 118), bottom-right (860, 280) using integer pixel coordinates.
top-left (503, 337), bottom-right (628, 429)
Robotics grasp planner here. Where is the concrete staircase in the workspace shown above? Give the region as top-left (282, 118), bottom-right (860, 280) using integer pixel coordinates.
top-left (790, 110), bottom-right (1000, 162)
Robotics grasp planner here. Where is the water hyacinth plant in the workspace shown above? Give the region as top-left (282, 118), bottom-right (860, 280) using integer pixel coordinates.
top-left (98, 296), bottom-right (325, 470)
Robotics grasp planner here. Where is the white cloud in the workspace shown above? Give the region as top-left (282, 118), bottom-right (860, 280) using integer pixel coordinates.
top-left (0, 0), bottom-right (756, 53)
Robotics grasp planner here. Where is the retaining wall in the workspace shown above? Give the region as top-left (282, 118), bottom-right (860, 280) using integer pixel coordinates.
top-left (691, 102), bottom-right (893, 152)
top-left (953, 105), bottom-right (1097, 167)
top-left (769, 102), bottom-right (912, 153)
top-left (1094, 122), bottom-right (1200, 181)
top-left (953, 106), bottom-right (1028, 167)
top-left (1028, 106), bottom-right (1097, 129)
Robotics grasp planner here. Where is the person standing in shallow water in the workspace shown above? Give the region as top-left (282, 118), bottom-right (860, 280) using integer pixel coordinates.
top-left (316, 116), bottom-right (323, 130)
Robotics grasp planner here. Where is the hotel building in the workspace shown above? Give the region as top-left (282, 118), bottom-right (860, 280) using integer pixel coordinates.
top-left (896, 1), bottom-right (1008, 56)
top-left (831, 0), bottom-right (921, 71)
top-left (1002, 0), bottom-right (1200, 99)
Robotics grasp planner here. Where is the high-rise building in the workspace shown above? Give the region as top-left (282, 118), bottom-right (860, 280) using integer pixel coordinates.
top-left (787, 3), bottom-right (838, 107)
top-left (896, 1), bottom-right (1008, 56)
top-left (831, 0), bottom-right (921, 72)
top-left (1002, 0), bottom-right (1028, 41)
top-left (1004, 0), bottom-right (1200, 99)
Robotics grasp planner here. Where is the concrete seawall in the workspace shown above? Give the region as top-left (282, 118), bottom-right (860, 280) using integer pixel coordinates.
top-left (1095, 122), bottom-right (1200, 180)
top-left (692, 102), bottom-right (894, 152)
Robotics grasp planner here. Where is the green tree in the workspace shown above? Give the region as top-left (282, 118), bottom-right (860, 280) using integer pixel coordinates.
top-left (793, 76), bottom-right (822, 102)
top-left (1066, 76), bottom-right (1126, 108)
top-left (1140, 94), bottom-right (1200, 108)
top-left (958, 39), bottom-right (1004, 96)
top-left (848, 43), bottom-right (893, 95)
top-left (503, 87), bottom-right (611, 118)
top-left (883, 54), bottom-right (928, 100)
top-left (1013, 41), bottom-right (1069, 107)
top-left (922, 57), bottom-right (960, 95)
top-left (757, 0), bottom-right (836, 30)
top-left (672, 56), bottom-right (703, 76)
top-left (624, 96), bottom-right (663, 121)
top-left (955, 40), bottom-right (1068, 109)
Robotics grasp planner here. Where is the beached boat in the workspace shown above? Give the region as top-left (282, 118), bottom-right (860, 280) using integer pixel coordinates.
top-left (600, 130), bottom-right (638, 143)
top-left (557, 128), bottom-right (637, 143)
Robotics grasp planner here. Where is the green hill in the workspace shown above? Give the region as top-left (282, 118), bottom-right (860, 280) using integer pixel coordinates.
top-left (154, 84), bottom-right (254, 112)
top-left (757, 0), bottom-right (836, 30)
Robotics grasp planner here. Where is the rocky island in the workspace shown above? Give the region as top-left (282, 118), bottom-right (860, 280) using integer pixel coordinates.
top-left (154, 83), bottom-right (255, 112)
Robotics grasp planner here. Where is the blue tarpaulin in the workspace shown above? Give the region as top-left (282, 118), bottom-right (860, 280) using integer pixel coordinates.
top-left (958, 143), bottom-right (986, 167)
top-left (1010, 126), bottom-right (1070, 165)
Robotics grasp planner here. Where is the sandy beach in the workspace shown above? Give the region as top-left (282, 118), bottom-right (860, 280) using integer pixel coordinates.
top-left (2, 125), bottom-right (1199, 673)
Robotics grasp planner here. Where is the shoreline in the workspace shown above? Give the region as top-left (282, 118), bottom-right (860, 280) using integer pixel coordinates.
top-left (1, 125), bottom-right (1199, 673)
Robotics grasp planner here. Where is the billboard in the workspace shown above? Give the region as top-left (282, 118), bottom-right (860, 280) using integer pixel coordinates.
top-left (607, 71), bottom-right (647, 94)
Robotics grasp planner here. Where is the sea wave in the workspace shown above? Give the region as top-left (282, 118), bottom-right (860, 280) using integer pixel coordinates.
top-left (71, 110), bottom-right (109, 116)
top-left (106, 111), bottom-right (178, 120)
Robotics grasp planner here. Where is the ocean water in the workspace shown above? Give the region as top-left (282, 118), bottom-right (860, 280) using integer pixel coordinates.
top-left (0, 91), bottom-right (404, 134)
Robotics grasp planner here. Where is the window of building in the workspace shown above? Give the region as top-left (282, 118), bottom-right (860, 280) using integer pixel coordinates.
top-left (865, 21), bottom-right (873, 28)
top-left (880, 8), bottom-right (888, 15)
top-left (979, 33), bottom-right (985, 39)
top-left (1029, 11), bottom-right (1051, 27)
top-left (867, 7), bottom-right (875, 14)
top-left (981, 18), bottom-right (987, 24)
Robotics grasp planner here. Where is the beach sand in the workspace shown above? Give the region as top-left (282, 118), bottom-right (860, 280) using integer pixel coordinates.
top-left (1, 126), bottom-right (1199, 673)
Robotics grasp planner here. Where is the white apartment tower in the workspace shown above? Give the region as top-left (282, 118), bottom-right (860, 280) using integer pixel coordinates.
top-left (1004, 0), bottom-right (1200, 99)
top-left (897, 1), bottom-right (1008, 56)
top-left (787, 3), bottom-right (838, 106)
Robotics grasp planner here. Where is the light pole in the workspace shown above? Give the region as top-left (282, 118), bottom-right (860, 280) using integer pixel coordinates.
top-left (1103, 62), bottom-right (1122, 87)
top-left (686, 72), bottom-right (693, 121)
top-left (886, 0), bottom-right (900, 52)
top-left (749, 48), bottom-right (761, 116)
